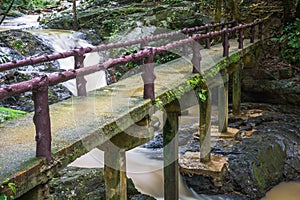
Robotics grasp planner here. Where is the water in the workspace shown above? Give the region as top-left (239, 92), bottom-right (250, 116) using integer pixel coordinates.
top-left (28, 30), bottom-right (107, 95)
top-left (69, 147), bottom-right (203, 200)
top-left (0, 14), bottom-right (40, 30)
top-left (0, 15), bottom-right (107, 96)
top-left (69, 146), bottom-right (300, 200)
top-left (261, 182), bottom-right (300, 200)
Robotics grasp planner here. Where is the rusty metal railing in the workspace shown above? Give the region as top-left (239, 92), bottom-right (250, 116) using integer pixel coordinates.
top-left (0, 20), bottom-right (263, 160)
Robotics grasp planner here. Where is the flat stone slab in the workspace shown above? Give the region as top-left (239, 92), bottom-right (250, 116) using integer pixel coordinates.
top-left (179, 152), bottom-right (227, 187)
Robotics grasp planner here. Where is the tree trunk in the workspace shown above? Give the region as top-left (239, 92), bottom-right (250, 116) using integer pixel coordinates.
top-left (73, 0), bottom-right (79, 30)
top-left (295, 1), bottom-right (300, 19)
top-left (226, 0), bottom-right (241, 23)
top-left (282, 0), bottom-right (294, 24)
top-left (214, 0), bottom-right (222, 23)
top-left (0, 0), bottom-right (15, 25)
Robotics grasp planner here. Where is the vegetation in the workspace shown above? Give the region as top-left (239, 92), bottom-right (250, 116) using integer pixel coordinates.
top-left (272, 18), bottom-right (300, 65)
top-left (0, 0), bottom-right (58, 25)
top-left (0, 106), bottom-right (27, 123)
top-left (0, 52), bottom-right (9, 64)
top-left (0, 178), bottom-right (16, 200)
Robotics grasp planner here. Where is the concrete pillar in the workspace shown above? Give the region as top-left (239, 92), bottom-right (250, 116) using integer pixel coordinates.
top-left (199, 88), bottom-right (211, 162)
top-left (218, 73), bottom-right (229, 133)
top-left (232, 62), bottom-right (242, 115)
top-left (101, 118), bottom-right (153, 200)
top-left (18, 183), bottom-right (50, 200)
top-left (163, 101), bottom-right (180, 200)
top-left (104, 149), bottom-right (127, 200)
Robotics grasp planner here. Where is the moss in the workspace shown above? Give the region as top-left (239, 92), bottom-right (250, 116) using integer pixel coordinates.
top-left (252, 144), bottom-right (286, 191)
top-left (229, 53), bottom-right (241, 63)
top-left (0, 106), bottom-right (27, 124)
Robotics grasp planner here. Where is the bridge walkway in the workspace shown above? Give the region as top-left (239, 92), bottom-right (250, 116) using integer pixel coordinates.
top-left (0, 39), bottom-right (262, 199)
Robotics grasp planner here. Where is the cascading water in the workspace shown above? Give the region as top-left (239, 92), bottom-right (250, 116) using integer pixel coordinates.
top-left (29, 30), bottom-right (107, 95)
top-left (1, 14), bottom-right (107, 96)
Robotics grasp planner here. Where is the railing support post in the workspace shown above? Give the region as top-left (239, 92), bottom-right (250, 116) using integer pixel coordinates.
top-left (258, 22), bottom-right (263, 40)
top-left (218, 72), bottom-right (228, 133)
top-left (250, 26), bottom-right (255, 43)
top-left (222, 28), bottom-right (230, 58)
top-left (230, 21), bottom-right (237, 39)
top-left (163, 101), bottom-right (180, 200)
top-left (142, 48), bottom-right (156, 100)
top-left (238, 26), bottom-right (244, 49)
top-left (182, 29), bottom-right (189, 56)
top-left (232, 62), bottom-right (242, 115)
top-left (74, 47), bottom-right (87, 96)
top-left (140, 38), bottom-right (149, 51)
top-left (33, 75), bottom-right (52, 161)
top-left (192, 38), bottom-right (201, 73)
top-left (205, 25), bottom-right (211, 49)
top-left (199, 86), bottom-right (211, 162)
top-left (104, 149), bottom-right (127, 200)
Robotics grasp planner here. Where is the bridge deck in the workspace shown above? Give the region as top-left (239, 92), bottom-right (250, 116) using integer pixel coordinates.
top-left (0, 39), bottom-right (261, 197)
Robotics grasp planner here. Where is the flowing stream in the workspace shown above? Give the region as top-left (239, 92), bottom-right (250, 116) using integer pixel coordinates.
top-left (1, 14), bottom-right (299, 200)
top-left (27, 29), bottom-right (107, 95)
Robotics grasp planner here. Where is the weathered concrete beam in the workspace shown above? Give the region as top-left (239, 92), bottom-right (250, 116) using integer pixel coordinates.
top-left (163, 101), bottom-right (180, 200)
top-left (100, 118), bottom-right (154, 200)
top-left (199, 87), bottom-right (211, 163)
top-left (101, 117), bottom-right (153, 151)
top-left (104, 150), bottom-right (127, 200)
top-left (18, 183), bottom-right (50, 200)
top-left (232, 62), bottom-right (243, 115)
top-left (218, 72), bottom-right (229, 133)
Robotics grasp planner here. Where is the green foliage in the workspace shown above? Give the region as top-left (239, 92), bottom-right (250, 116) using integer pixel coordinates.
top-left (162, 0), bottom-right (183, 4)
top-left (155, 52), bottom-right (179, 65)
top-left (14, 0), bottom-right (56, 10)
top-left (198, 89), bottom-right (207, 101)
top-left (0, 52), bottom-right (9, 64)
top-left (272, 18), bottom-right (300, 65)
top-left (0, 106), bottom-right (27, 123)
top-left (0, 178), bottom-right (16, 200)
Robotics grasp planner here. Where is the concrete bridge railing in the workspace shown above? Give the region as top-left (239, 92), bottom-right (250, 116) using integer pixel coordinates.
top-left (0, 20), bottom-right (263, 199)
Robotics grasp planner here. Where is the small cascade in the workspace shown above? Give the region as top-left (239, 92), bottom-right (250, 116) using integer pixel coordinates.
top-left (1, 15), bottom-right (107, 96)
top-left (29, 30), bottom-right (107, 95)
top-left (0, 15), bottom-right (40, 30)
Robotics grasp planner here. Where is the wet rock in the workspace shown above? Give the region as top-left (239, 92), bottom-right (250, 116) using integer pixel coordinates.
top-left (0, 30), bottom-right (55, 59)
top-left (242, 66), bottom-right (300, 105)
top-left (0, 30), bottom-right (73, 111)
top-left (39, 1), bottom-right (208, 40)
top-left (181, 104), bottom-right (300, 199)
top-left (141, 133), bottom-right (163, 149)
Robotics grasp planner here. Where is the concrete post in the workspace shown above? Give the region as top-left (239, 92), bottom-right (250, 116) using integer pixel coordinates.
top-left (163, 101), bottom-right (180, 200)
top-left (74, 47), bottom-right (87, 96)
top-left (218, 73), bottom-right (229, 133)
top-left (104, 150), bottom-right (127, 200)
top-left (232, 62), bottom-right (242, 115)
top-left (18, 183), bottom-right (50, 200)
top-left (199, 88), bottom-right (211, 162)
top-left (101, 118), bottom-right (153, 200)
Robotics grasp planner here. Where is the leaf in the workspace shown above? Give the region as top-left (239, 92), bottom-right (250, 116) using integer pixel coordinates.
top-left (8, 183), bottom-right (16, 195)
top-left (198, 93), bottom-right (207, 101)
top-left (0, 193), bottom-right (7, 200)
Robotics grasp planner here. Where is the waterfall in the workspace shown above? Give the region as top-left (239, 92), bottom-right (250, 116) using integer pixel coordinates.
top-left (29, 30), bottom-right (107, 96)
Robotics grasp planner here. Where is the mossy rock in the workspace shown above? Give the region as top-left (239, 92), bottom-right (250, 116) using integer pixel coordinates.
top-left (253, 143), bottom-right (286, 191)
